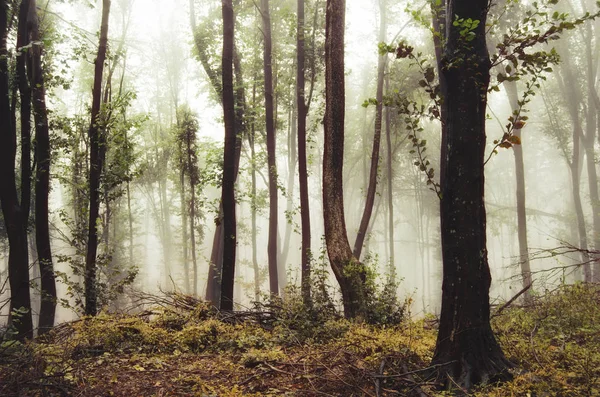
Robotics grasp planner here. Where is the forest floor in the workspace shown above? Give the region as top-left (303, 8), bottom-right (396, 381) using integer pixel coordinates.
top-left (1, 283), bottom-right (599, 396)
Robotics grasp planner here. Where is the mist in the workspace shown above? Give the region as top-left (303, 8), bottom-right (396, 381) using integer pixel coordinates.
top-left (0, 0), bottom-right (598, 329)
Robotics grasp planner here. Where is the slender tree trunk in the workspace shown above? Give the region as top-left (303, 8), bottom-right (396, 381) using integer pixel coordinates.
top-left (219, 0), bottom-right (237, 311)
top-left (432, 0), bottom-right (512, 388)
top-left (558, 60), bottom-right (592, 282)
top-left (29, 0), bottom-right (56, 333)
top-left (280, 98), bottom-right (297, 274)
top-left (180, 167), bottom-right (190, 294)
top-left (384, 77), bottom-right (395, 278)
top-left (583, 33), bottom-right (600, 282)
top-left (260, 0), bottom-right (279, 296)
top-left (352, 0), bottom-right (387, 261)
top-left (297, 0), bottom-right (311, 305)
top-left (504, 81), bottom-right (532, 303)
top-left (323, 0), bottom-right (367, 319)
top-left (250, 80), bottom-right (260, 302)
top-left (17, 0), bottom-right (32, 228)
top-left (205, 46), bottom-right (245, 305)
top-left (0, 0), bottom-right (33, 340)
top-left (85, 0), bottom-right (111, 316)
top-left (188, 133), bottom-right (198, 296)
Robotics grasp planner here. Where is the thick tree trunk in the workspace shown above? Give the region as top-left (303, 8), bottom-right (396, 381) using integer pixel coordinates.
top-left (504, 81), bottom-right (532, 303)
top-left (0, 0), bottom-right (33, 340)
top-left (432, 0), bottom-right (512, 389)
top-left (29, 0), bottom-right (57, 333)
top-left (297, 0), bottom-right (312, 305)
top-left (323, 0), bottom-right (367, 319)
top-left (261, 0), bottom-right (279, 296)
top-left (352, 0), bottom-right (386, 261)
top-left (219, 0), bottom-right (237, 311)
top-left (85, 0), bottom-right (111, 316)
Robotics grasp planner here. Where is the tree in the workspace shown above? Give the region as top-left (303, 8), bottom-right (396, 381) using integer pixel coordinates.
top-left (30, 0), bottom-right (57, 333)
top-left (323, 0), bottom-right (368, 319)
top-left (260, 0), bottom-right (279, 296)
top-left (297, 0), bottom-right (311, 305)
top-left (174, 106), bottom-right (200, 295)
top-left (352, 0), bottom-right (387, 261)
top-left (220, 0), bottom-right (237, 311)
top-left (85, 0), bottom-right (111, 316)
top-left (431, 0), bottom-right (512, 388)
top-left (0, 0), bottom-right (33, 340)
top-left (504, 79), bottom-right (533, 303)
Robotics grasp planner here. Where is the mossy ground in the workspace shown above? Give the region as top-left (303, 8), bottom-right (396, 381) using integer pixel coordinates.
top-left (1, 284), bottom-right (599, 396)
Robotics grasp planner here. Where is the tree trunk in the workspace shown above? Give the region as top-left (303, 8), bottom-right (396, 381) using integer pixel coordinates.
top-left (205, 45), bottom-right (245, 305)
top-left (557, 59), bottom-right (592, 282)
top-left (219, 0), bottom-right (237, 311)
top-left (432, 0), bottom-right (512, 389)
top-left (85, 0), bottom-right (111, 316)
top-left (323, 0), bottom-right (367, 319)
top-left (249, 79), bottom-right (260, 302)
top-left (384, 77), bottom-right (395, 278)
top-left (188, 133), bottom-right (198, 296)
top-left (180, 164), bottom-right (190, 294)
top-left (352, 0), bottom-right (386, 261)
top-left (583, 33), bottom-right (600, 282)
top-left (504, 80), bottom-right (532, 303)
top-left (29, 0), bottom-right (57, 333)
top-left (17, 0), bottom-right (32, 227)
top-left (261, 0), bottom-right (279, 296)
top-left (297, 0), bottom-right (312, 306)
top-left (0, 0), bottom-right (33, 340)
top-left (280, 97), bottom-right (297, 277)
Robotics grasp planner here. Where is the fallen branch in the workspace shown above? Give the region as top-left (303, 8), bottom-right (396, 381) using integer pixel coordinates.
top-left (493, 282), bottom-right (533, 318)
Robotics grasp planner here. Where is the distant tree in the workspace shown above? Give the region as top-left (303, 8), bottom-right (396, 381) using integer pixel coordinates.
top-left (323, 0), bottom-right (368, 319)
top-left (174, 106), bottom-right (200, 295)
top-left (220, 0), bottom-right (237, 311)
top-left (85, 0), bottom-right (111, 316)
top-left (0, 0), bottom-right (33, 340)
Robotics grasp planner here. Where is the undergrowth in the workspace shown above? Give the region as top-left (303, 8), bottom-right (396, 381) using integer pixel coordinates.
top-left (0, 283), bottom-right (599, 396)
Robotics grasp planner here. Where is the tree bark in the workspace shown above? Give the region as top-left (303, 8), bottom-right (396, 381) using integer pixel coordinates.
top-left (29, 0), bottom-right (57, 333)
top-left (85, 0), bottom-right (111, 316)
top-left (323, 0), bottom-right (367, 319)
top-left (0, 0), bottom-right (33, 340)
top-left (219, 0), bottom-right (237, 311)
top-left (17, 0), bottom-right (32, 228)
top-left (297, 0), bottom-right (312, 305)
top-left (352, 0), bottom-right (387, 261)
top-left (432, 0), bottom-right (512, 389)
top-left (261, 0), bottom-right (279, 296)
top-left (503, 80), bottom-right (532, 304)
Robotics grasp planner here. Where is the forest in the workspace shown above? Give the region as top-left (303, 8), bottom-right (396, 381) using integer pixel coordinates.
top-left (1, 0), bottom-right (600, 395)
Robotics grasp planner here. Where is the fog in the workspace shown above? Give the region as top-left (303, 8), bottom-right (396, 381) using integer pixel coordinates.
top-left (1, 0), bottom-right (598, 328)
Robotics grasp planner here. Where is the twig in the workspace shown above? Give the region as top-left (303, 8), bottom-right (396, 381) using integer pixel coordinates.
top-left (370, 361), bottom-right (456, 379)
top-left (493, 282), bottom-right (533, 317)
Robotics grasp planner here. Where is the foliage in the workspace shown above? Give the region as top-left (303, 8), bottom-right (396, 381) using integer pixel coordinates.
top-left (0, 285), bottom-right (599, 395)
